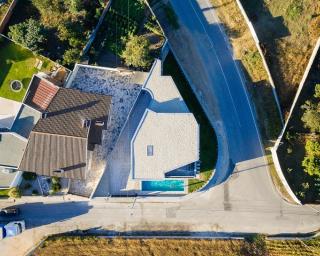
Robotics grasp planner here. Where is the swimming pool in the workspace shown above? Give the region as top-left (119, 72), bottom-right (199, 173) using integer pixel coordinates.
top-left (141, 180), bottom-right (185, 192)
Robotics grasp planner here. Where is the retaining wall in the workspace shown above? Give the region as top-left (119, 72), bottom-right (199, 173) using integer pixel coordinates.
top-left (0, 0), bottom-right (18, 33)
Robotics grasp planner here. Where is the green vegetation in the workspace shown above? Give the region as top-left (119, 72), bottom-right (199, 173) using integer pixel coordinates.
top-left (8, 187), bottom-right (21, 198)
top-left (121, 35), bottom-right (151, 68)
top-left (301, 85), bottom-right (320, 133)
top-left (0, 0), bottom-right (12, 22)
top-left (0, 189), bottom-right (10, 198)
top-left (33, 235), bottom-right (320, 256)
top-left (163, 53), bottom-right (217, 193)
top-left (286, 0), bottom-right (303, 20)
top-left (7, 0), bottom-right (104, 66)
top-left (8, 18), bottom-right (45, 53)
top-left (0, 36), bottom-right (54, 102)
top-left (91, 0), bottom-right (146, 63)
top-left (302, 140), bottom-right (320, 177)
top-left (49, 177), bottom-right (61, 194)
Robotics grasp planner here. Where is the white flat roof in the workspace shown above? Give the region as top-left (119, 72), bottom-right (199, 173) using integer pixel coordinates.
top-left (0, 98), bottom-right (22, 129)
top-left (132, 109), bottom-right (199, 180)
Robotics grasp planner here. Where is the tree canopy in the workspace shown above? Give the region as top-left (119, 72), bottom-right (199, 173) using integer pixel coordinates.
top-left (301, 84), bottom-right (320, 133)
top-left (302, 139), bottom-right (320, 177)
top-left (121, 34), bottom-right (151, 68)
top-left (8, 18), bottom-right (46, 52)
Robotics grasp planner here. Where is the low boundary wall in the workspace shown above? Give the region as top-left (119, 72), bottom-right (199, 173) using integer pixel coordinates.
top-left (0, 0), bottom-right (18, 33)
top-left (271, 38), bottom-right (320, 205)
top-left (234, 0), bottom-right (284, 124)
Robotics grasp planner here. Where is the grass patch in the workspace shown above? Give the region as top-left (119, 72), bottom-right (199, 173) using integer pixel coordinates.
top-left (33, 236), bottom-right (320, 256)
top-left (0, 36), bottom-right (54, 102)
top-left (0, 189), bottom-right (10, 197)
top-left (163, 52), bottom-right (217, 193)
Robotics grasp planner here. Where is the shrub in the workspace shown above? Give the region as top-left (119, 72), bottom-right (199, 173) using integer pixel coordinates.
top-left (63, 48), bottom-right (81, 65)
top-left (242, 234), bottom-right (268, 256)
top-left (302, 140), bottom-right (320, 177)
top-left (8, 187), bottom-right (22, 198)
top-left (8, 18), bottom-right (46, 53)
top-left (121, 34), bottom-right (151, 68)
top-left (50, 183), bottom-right (61, 194)
top-left (51, 176), bottom-right (60, 184)
top-left (22, 172), bottom-right (37, 181)
top-left (286, 0), bottom-right (303, 20)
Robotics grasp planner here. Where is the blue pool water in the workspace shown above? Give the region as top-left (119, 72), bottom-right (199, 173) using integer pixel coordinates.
top-left (141, 180), bottom-right (185, 191)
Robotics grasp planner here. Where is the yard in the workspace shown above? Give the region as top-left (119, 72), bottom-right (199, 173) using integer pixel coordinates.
top-left (0, 0), bottom-right (12, 22)
top-left (0, 36), bottom-right (54, 102)
top-left (240, 0), bottom-right (320, 113)
top-left (90, 0), bottom-right (164, 68)
top-left (277, 49), bottom-right (320, 204)
top-left (32, 235), bottom-right (320, 256)
top-left (163, 52), bottom-right (218, 193)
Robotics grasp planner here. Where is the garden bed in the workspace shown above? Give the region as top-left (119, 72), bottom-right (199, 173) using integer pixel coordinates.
top-left (0, 35), bottom-right (54, 102)
top-left (0, 0), bottom-right (12, 22)
top-left (4, 0), bottom-right (104, 67)
top-left (90, 0), bottom-right (164, 68)
top-left (277, 48), bottom-right (320, 204)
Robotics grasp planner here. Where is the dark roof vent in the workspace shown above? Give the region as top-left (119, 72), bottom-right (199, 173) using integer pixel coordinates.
top-left (81, 118), bottom-right (91, 128)
top-left (53, 168), bottom-right (65, 174)
top-left (42, 112), bottom-right (48, 119)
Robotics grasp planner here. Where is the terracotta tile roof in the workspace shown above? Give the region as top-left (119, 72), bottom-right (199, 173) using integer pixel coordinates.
top-left (24, 76), bottom-right (59, 111)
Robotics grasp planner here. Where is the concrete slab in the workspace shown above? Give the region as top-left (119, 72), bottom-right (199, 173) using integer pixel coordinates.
top-left (0, 98), bottom-right (22, 129)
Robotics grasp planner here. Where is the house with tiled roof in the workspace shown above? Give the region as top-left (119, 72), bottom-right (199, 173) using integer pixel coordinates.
top-left (18, 76), bottom-right (112, 180)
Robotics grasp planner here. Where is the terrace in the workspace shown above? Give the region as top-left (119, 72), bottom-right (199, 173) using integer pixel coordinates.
top-left (0, 36), bottom-right (55, 102)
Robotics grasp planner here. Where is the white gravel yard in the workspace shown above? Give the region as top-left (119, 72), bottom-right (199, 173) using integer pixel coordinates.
top-left (67, 65), bottom-right (144, 197)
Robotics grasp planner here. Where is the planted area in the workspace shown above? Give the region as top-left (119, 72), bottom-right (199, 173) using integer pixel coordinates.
top-left (277, 50), bottom-right (320, 203)
top-left (5, 0), bottom-right (105, 66)
top-left (33, 235), bottom-right (320, 256)
top-left (0, 0), bottom-right (13, 22)
top-left (241, 0), bottom-right (320, 113)
top-left (90, 0), bottom-right (164, 69)
top-left (163, 52), bottom-right (217, 193)
top-left (0, 36), bottom-right (54, 102)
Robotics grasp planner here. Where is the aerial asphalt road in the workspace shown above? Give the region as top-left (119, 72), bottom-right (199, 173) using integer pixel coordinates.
top-left (0, 0), bottom-right (319, 255)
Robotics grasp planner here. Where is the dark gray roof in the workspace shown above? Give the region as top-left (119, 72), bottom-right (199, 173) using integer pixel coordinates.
top-left (19, 87), bottom-right (112, 180)
top-left (33, 88), bottom-right (112, 138)
top-left (19, 132), bottom-right (87, 179)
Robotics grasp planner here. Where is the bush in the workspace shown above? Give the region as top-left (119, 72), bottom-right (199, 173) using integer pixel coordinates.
top-left (51, 176), bottom-right (60, 184)
top-left (286, 0), bottom-right (303, 20)
top-left (121, 34), bottom-right (151, 68)
top-left (22, 172), bottom-right (37, 181)
top-left (242, 234), bottom-right (268, 256)
top-left (8, 187), bottom-right (22, 198)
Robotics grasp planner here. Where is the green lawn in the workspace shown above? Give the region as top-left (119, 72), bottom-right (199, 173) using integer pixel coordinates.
top-left (163, 52), bottom-right (218, 193)
top-left (0, 36), bottom-right (54, 102)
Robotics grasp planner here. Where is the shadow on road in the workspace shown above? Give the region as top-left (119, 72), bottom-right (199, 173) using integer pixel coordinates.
top-left (0, 201), bottom-right (92, 229)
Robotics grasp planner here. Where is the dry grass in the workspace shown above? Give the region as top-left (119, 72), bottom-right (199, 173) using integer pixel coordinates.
top-left (33, 237), bottom-right (244, 256)
top-left (241, 0), bottom-right (320, 112)
top-left (32, 236), bottom-right (320, 256)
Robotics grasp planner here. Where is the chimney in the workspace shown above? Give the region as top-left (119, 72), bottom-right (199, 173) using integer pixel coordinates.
top-left (42, 111), bottom-right (48, 119)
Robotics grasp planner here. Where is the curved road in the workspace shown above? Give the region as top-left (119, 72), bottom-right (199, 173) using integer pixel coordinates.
top-left (0, 1), bottom-right (319, 255)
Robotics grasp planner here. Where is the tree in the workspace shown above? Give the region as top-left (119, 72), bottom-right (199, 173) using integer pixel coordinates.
top-left (302, 140), bottom-right (320, 176)
top-left (121, 35), bottom-right (151, 68)
top-left (63, 48), bottom-right (81, 65)
top-left (8, 19), bottom-right (45, 52)
top-left (68, 0), bottom-right (83, 14)
top-left (301, 100), bottom-right (320, 133)
top-left (314, 84), bottom-right (320, 98)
